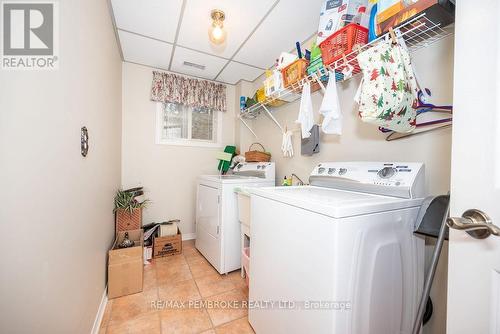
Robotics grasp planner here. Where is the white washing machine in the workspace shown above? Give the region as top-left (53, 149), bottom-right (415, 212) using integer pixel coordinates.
top-left (196, 162), bottom-right (275, 274)
top-left (248, 162), bottom-right (426, 334)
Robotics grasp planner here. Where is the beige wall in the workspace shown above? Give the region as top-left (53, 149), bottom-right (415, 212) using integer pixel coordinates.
top-left (121, 62), bottom-right (236, 237)
top-left (0, 0), bottom-right (122, 333)
top-left (238, 36), bottom-right (454, 334)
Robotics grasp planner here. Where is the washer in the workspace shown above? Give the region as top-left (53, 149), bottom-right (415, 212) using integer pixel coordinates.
top-left (196, 162), bottom-right (275, 274)
top-left (248, 162), bottom-right (425, 334)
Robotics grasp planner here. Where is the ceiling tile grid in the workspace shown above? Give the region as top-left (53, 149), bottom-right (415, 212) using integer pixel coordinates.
top-left (110, 0), bottom-right (323, 84)
top-left (216, 61), bottom-right (264, 84)
top-left (112, 0), bottom-right (183, 42)
top-left (170, 46), bottom-right (228, 80)
top-left (118, 30), bottom-right (173, 70)
top-left (232, 0), bottom-right (323, 69)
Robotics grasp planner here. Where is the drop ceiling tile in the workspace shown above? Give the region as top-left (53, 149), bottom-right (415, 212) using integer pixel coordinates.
top-left (217, 62), bottom-right (264, 84)
top-left (233, 0), bottom-right (323, 68)
top-left (170, 46), bottom-right (228, 80)
top-left (111, 0), bottom-right (183, 42)
top-left (119, 30), bottom-right (173, 70)
top-left (176, 0), bottom-right (276, 59)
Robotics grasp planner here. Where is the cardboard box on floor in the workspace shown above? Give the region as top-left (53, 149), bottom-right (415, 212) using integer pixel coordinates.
top-left (108, 229), bottom-right (144, 299)
top-left (153, 227), bottom-right (182, 258)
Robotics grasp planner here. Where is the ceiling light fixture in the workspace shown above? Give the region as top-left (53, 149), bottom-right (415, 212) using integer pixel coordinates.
top-left (209, 9), bottom-right (226, 45)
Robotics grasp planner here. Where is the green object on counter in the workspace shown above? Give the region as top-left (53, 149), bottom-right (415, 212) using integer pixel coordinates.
top-left (282, 176), bottom-right (292, 186)
top-left (218, 145), bottom-right (236, 173)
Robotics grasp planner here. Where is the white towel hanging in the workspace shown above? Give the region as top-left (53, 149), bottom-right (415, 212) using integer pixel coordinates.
top-left (296, 81), bottom-right (314, 138)
top-left (281, 130), bottom-right (294, 158)
top-left (318, 74), bottom-right (342, 135)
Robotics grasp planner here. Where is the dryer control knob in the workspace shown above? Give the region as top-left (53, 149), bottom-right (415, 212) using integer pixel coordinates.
top-left (378, 167), bottom-right (397, 179)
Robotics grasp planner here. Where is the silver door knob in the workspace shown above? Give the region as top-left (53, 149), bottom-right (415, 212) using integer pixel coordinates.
top-left (447, 209), bottom-right (500, 239)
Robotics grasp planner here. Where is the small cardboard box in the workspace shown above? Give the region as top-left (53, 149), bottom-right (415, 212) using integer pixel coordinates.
top-left (108, 229), bottom-right (144, 299)
top-left (153, 228), bottom-right (182, 258)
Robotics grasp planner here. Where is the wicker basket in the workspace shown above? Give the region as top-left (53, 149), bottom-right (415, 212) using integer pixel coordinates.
top-left (116, 207), bottom-right (142, 232)
top-left (245, 143), bottom-right (271, 162)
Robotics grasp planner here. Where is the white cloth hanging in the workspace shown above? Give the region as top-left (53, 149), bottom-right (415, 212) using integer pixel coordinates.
top-left (281, 130), bottom-right (294, 158)
top-left (296, 81), bottom-right (314, 138)
top-left (318, 73), bottom-right (342, 135)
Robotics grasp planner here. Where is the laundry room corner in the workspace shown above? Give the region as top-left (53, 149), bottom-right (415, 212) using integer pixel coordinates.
top-left (120, 62), bottom-right (237, 238)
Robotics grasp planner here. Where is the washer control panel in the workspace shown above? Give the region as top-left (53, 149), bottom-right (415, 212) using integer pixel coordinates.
top-left (234, 162), bottom-right (275, 180)
top-left (309, 162), bottom-right (425, 198)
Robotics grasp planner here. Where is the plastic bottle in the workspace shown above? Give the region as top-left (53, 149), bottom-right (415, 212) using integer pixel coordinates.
top-left (282, 176), bottom-right (289, 186)
top-left (240, 96), bottom-right (246, 111)
top-left (353, 6), bottom-right (368, 27)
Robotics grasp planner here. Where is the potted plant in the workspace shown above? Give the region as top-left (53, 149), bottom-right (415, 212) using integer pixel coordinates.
top-left (114, 187), bottom-right (149, 232)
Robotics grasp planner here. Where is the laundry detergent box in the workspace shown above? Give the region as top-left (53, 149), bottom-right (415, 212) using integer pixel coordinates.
top-left (317, 0), bottom-right (368, 44)
top-left (108, 229), bottom-right (144, 299)
top-left (153, 227), bottom-right (182, 258)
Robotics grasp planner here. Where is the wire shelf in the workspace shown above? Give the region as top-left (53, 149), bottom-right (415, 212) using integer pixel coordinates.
top-left (240, 13), bottom-right (453, 120)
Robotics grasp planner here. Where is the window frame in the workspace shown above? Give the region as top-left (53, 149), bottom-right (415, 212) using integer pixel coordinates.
top-left (155, 102), bottom-right (223, 148)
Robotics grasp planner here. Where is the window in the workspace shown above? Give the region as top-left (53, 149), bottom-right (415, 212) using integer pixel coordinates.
top-left (156, 102), bottom-right (221, 147)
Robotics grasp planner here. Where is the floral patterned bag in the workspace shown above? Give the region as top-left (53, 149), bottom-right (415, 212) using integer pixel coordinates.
top-left (355, 41), bottom-right (418, 133)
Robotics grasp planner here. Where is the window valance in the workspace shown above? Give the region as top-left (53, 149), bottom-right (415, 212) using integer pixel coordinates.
top-left (150, 71), bottom-right (227, 112)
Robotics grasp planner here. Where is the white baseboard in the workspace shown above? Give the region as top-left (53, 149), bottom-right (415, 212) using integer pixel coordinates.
top-left (182, 232), bottom-right (196, 241)
top-left (91, 287), bottom-right (108, 334)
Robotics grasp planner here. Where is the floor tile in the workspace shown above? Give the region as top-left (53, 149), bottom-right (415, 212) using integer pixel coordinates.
top-left (157, 263), bottom-right (193, 284)
top-left (226, 270), bottom-right (247, 290)
top-left (204, 289), bottom-right (248, 327)
top-left (103, 239), bottom-right (252, 333)
top-left (194, 274), bottom-right (237, 298)
top-left (182, 240), bottom-right (196, 249)
top-left (183, 246), bottom-right (202, 258)
top-left (106, 312), bottom-right (161, 334)
top-left (160, 307), bottom-right (213, 334)
top-left (155, 254), bottom-right (188, 267)
top-left (188, 259), bottom-right (220, 278)
top-left (143, 268), bottom-right (158, 292)
top-left (108, 291), bottom-right (157, 325)
top-left (158, 279), bottom-right (201, 302)
top-left (215, 317), bottom-right (255, 334)
top-left (184, 251), bottom-right (209, 265)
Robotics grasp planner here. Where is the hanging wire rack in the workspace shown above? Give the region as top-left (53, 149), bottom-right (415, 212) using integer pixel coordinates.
top-left (239, 13), bottom-right (454, 120)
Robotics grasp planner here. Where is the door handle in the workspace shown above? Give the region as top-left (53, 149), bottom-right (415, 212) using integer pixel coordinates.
top-left (447, 209), bottom-right (500, 239)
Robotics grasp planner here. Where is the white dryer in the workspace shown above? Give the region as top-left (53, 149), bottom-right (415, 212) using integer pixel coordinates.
top-left (196, 162), bottom-right (275, 274)
top-left (248, 162), bottom-right (426, 334)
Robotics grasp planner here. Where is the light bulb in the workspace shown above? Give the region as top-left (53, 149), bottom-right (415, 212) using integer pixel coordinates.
top-left (209, 9), bottom-right (226, 45)
top-left (212, 26), bottom-right (223, 40)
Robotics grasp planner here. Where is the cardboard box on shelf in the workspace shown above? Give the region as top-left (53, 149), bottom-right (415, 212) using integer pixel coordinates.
top-left (153, 228), bottom-right (182, 258)
top-left (377, 0), bottom-right (455, 34)
top-left (108, 229), bottom-right (144, 299)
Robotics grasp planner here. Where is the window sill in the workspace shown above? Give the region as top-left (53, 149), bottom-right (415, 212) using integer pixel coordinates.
top-left (156, 139), bottom-right (223, 148)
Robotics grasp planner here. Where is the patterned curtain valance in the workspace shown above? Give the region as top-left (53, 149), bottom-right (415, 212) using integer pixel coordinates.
top-left (150, 71), bottom-right (227, 112)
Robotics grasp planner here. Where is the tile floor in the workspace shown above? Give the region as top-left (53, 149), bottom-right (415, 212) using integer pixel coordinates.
top-left (100, 240), bottom-right (255, 334)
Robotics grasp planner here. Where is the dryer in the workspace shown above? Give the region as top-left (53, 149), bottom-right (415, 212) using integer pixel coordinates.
top-left (196, 162), bottom-right (275, 274)
top-left (248, 162), bottom-right (426, 334)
